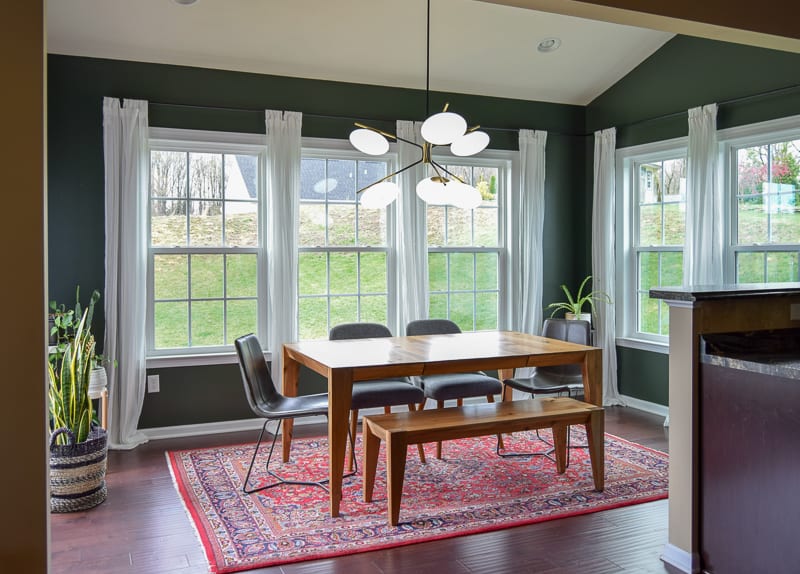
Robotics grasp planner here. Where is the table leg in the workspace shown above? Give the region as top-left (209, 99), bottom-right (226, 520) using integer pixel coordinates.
top-left (581, 348), bottom-right (603, 407)
top-left (281, 348), bottom-right (300, 463)
top-left (586, 409), bottom-right (605, 491)
top-left (498, 369), bottom-right (514, 402)
top-left (328, 368), bottom-right (353, 517)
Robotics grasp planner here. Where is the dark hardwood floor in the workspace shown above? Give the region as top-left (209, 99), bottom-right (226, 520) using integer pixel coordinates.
top-left (51, 406), bottom-right (677, 574)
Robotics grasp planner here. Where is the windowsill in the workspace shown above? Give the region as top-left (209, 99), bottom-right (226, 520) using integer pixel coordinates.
top-left (615, 337), bottom-right (669, 354)
top-left (146, 350), bottom-right (273, 369)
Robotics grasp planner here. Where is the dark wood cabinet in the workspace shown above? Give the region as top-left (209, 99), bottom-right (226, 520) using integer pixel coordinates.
top-left (700, 338), bottom-right (800, 573)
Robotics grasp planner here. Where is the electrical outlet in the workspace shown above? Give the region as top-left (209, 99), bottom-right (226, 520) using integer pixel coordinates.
top-left (147, 374), bottom-right (160, 393)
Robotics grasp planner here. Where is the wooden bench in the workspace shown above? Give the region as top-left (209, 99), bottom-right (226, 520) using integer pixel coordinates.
top-left (362, 397), bottom-right (605, 525)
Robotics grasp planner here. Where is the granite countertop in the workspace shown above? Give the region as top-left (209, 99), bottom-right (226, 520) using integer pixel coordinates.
top-left (701, 329), bottom-right (800, 380)
top-left (650, 282), bottom-right (800, 302)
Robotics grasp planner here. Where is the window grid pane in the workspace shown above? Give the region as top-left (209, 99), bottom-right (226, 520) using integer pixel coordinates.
top-left (634, 155), bottom-right (686, 338)
top-left (150, 146), bottom-right (261, 352)
top-left (426, 162), bottom-right (502, 332)
top-left (298, 155), bottom-right (390, 340)
top-left (734, 137), bottom-right (800, 286)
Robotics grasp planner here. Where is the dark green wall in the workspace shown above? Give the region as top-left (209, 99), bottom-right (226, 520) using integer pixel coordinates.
top-left (587, 35), bottom-right (800, 405)
top-left (588, 35), bottom-right (800, 147)
top-left (48, 55), bottom-right (586, 428)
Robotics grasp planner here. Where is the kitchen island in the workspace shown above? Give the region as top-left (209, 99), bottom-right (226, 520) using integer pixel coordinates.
top-left (650, 283), bottom-right (800, 574)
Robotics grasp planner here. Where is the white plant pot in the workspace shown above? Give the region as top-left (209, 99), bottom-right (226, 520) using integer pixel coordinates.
top-left (565, 312), bottom-right (591, 325)
top-left (88, 366), bottom-right (108, 400)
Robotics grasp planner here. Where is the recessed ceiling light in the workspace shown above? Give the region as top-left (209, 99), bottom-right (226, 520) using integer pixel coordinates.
top-left (173, 0), bottom-right (198, 5)
top-left (537, 37), bottom-right (561, 53)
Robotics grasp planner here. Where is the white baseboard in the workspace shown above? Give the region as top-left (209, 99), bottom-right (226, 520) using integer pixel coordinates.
top-left (140, 398), bottom-right (496, 441)
top-left (142, 394), bottom-right (670, 441)
top-left (619, 394), bottom-right (669, 426)
top-left (661, 543), bottom-right (701, 573)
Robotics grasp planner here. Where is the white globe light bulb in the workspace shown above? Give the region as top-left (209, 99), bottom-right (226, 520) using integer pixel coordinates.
top-left (359, 181), bottom-right (399, 208)
top-left (421, 112), bottom-right (467, 145)
top-left (449, 182), bottom-right (482, 210)
top-left (416, 177), bottom-right (450, 205)
top-left (450, 131), bottom-right (490, 157)
top-left (349, 128), bottom-right (390, 155)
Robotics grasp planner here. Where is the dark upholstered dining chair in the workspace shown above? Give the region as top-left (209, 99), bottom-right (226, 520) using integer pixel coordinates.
top-left (499, 318), bottom-right (591, 463)
top-left (329, 322), bottom-right (427, 471)
top-left (235, 333), bottom-right (335, 494)
top-left (405, 319), bottom-right (503, 459)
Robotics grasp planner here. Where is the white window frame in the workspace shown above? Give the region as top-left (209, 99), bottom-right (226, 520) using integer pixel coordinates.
top-left (298, 137), bottom-right (399, 337)
top-left (616, 137), bottom-right (687, 354)
top-left (146, 128), bottom-right (268, 367)
top-left (617, 114), bottom-right (800, 353)
top-left (428, 149), bottom-right (512, 331)
top-left (718, 114), bottom-right (800, 284)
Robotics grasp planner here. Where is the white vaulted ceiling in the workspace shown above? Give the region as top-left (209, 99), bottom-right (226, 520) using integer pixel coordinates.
top-left (47, 0), bottom-right (674, 106)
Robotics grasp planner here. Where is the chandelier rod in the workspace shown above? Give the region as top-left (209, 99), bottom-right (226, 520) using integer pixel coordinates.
top-left (426, 0), bottom-right (431, 119)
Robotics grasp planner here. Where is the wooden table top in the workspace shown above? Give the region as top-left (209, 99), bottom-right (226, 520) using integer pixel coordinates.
top-left (283, 330), bottom-right (597, 379)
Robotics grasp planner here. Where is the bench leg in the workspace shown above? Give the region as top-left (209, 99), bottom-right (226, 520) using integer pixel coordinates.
top-left (552, 423), bottom-right (568, 474)
top-left (585, 409), bottom-right (605, 491)
top-left (409, 404), bottom-right (426, 464)
top-left (362, 420), bottom-right (380, 503)
top-left (386, 435), bottom-right (408, 526)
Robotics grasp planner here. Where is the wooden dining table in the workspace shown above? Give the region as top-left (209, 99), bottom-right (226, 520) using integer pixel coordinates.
top-left (281, 329), bottom-right (602, 517)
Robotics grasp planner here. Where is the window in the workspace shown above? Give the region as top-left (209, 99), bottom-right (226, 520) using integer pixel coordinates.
top-left (297, 149), bottom-right (393, 340)
top-left (426, 158), bottom-right (507, 332)
top-left (618, 115), bottom-right (800, 351)
top-left (729, 134), bottom-right (800, 282)
top-left (617, 142), bottom-right (687, 347)
top-left (148, 132), bottom-right (265, 356)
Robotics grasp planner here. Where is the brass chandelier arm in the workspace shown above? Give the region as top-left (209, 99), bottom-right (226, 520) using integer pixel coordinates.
top-left (430, 160), bottom-right (467, 184)
top-left (356, 156), bottom-right (425, 196)
top-left (353, 122), bottom-right (424, 150)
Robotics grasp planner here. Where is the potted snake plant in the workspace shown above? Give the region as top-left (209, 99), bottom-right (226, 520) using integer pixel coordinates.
top-left (48, 289), bottom-right (108, 512)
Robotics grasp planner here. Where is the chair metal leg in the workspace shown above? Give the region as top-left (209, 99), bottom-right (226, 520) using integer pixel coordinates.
top-left (348, 409), bottom-right (359, 473)
top-left (496, 425), bottom-right (586, 466)
top-left (435, 400), bottom-right (445, 459)
top-left (496, 390), bottom-right (587, 466)
top-left (243, 418), bottom-right (359, 494)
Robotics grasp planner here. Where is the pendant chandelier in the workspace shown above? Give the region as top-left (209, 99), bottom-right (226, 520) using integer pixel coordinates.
top-left (348, 0), bottom-right (490, 210)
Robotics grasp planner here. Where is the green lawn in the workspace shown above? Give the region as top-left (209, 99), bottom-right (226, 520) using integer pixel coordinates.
top-left (152, 202), bottom-right (800, 346)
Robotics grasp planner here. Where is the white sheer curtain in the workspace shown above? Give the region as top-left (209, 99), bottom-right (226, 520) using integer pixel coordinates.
top-left (102, 97), bottom-right (149, 449)
top-left (395, 120), bottom-right (428, 333)
top-left (513, 130), bottom-right (547, 332)
top-left (510, 130), bottom-right (547, 377)
top-left (592, 128), bottom-right (623, 406)
top-left (265, 110), bottom-right (302, 390)
top-left (684, 104), bottom-right (722, 285)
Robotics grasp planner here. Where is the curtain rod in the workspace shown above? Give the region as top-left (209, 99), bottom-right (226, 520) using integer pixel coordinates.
top-left (147, 81), bottom-right (800, 138)
top-left (147, 100), bottom-right (583, 137)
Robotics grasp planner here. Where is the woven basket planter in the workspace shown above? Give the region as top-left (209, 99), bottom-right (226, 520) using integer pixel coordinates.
top-left (49, 426), bottom-right (108, 513)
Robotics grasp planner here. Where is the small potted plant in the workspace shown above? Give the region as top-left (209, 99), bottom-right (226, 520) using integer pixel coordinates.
top-left (48, 288), bottom-right (108, 512)
top-left (545, 275), bottom-right (611, 325)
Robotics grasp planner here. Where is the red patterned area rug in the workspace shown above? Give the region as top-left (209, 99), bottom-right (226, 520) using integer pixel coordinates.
top-left (167, 429), bottom-right (668, 573)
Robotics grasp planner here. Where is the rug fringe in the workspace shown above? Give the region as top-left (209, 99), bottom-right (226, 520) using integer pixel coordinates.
top-left (165, 451), bottom-right (216, 574)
